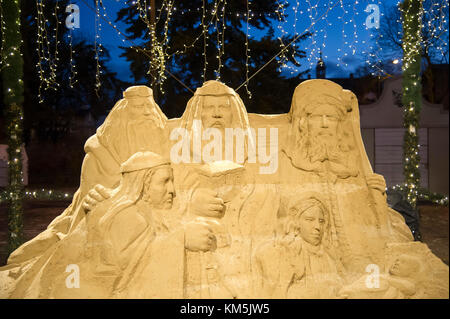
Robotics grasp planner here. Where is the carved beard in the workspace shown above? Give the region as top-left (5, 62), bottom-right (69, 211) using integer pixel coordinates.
top-left (306, 133), bottom-right (342, 164)
top-left (293, 132), bottom-right (343, 165)
top-left (289, 128), bottom-right (362, 180)
top-left (128, 119), bottom-right (163, 153)
top-left (286, 128), bottom-right (359, 180)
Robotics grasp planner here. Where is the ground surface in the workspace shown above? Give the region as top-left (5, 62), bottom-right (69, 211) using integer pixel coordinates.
top-left (0, 201), bottom-right (448, 266)
top-left (419, 204), bottom-right (449, 265)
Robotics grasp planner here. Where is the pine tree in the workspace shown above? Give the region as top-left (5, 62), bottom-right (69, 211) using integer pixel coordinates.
top-left (0, 0), bottom-right (127, 144)
top-left (116, 0), bottom-right (311, 117)
top-left (0, 0), bottom-right (25, 254)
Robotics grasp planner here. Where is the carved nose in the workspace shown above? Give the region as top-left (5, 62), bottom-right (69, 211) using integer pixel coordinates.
top-left (212, 106), bottom-right (222, 118)
top-left (167, 181), bottom-right (176, 198)
top-left (321, 115), bottom-right (329, 128)
top-left (143, 105), bottom-right (152, 115)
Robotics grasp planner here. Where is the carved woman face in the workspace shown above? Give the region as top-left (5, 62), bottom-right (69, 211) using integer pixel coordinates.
top-left (143, 166), bottom-right (176, 209)
top-left (294, 206), bottom-right (325, 246)
top-left (201, 96), bottom-right (233, 130)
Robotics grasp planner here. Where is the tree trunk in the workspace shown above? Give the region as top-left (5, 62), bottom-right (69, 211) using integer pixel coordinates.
top-left (1, 0), bottom-right (25, 255)
top-left (401, 0), bottom-right (423, 208)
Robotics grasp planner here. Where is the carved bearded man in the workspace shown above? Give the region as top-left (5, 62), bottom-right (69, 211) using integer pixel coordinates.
top-left (172, 80), bottom-right (280, 298)
top-left (280, 80), bottom-right (413, 277)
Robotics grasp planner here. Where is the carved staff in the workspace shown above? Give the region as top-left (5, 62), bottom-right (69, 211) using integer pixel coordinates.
top-left (347, 91), bottom-right (391, 240)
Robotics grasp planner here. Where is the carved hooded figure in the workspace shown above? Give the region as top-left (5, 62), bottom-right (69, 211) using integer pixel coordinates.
top-left (1, 86), bottom-right (169, 288)
top-left (96, 86), bottom-right (168, 167)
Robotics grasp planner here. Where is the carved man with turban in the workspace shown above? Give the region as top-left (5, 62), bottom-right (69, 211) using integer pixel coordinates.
top-left (280, 80), bottom-right (413, 277)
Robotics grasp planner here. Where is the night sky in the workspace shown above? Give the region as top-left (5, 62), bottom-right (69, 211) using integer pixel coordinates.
top-left (75, 0), bottom-right (401, 83)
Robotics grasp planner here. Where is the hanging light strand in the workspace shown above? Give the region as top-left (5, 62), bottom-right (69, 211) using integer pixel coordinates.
top-left (214, 0), bottom-right (226, 80)
top-left (202, 0), bottom-right (208, 81)
top-left (94, 0), bottom-right (104, 97)
top-left (0, 0), bottom-right (6, 71)
top-left (68, 20), bottom-right (77, 88)
top-left (244, 0), bottom-right (252, 98)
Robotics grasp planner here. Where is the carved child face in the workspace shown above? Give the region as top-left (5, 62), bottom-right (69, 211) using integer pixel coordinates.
top-left (306, 104), bottom-right (340, 139)
top-left (294, 206), bottom-right (325, 246)
top-left (201, 96), bottom-right (233, 130)
top-left (389, 255), bottom-right (419, 277)
top-left (127, 96), bottom-right (155, 120)
top-left (143, 166), bottom-right (175, 209)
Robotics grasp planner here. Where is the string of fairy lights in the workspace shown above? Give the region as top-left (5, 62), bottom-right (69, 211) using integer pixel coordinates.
top-left (1, 0), bottom-right (26, 252)
top-left (400, 0), bottom-right (424, 208)
top-left (94, 0), bottom-right (103, 96)
top-left (133, 0), bottom-right (174, 93)
top-left (68, 18), bottom-right (77, 88)
top-left (1, 0), bottom-right (449, 210)
top-left (36, 0), bottom-right (58, 102)
top-left (213, 0), bottom-right (227, 81)
top-left (202, 0), bottom-right (208, 81)
top-left (75, 0), bottom-right (447, 96)
top-left (244, 0), bottom-right (251, 98)
top-left (269, 1), bottom-right (385, 76)
top-left (0, 189), bottom-right (73, 204)
top-left (388, 184), bottom-right (448, 206)
top-left (0, 0), bottom-right (5, 71)
top-left (28, 0), bottom-right (449, 98)
top-left (0, 184), bottom-right (447, 206)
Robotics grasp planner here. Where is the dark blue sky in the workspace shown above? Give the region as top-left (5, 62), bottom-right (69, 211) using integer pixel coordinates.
top-left (75, 0), bottom-right (400, 82)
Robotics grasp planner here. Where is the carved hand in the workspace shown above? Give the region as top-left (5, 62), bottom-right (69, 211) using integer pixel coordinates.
top-left (366, 173), bottom-right (387, 195)
top-left (184, 221), bottom-right (216, 252)
top-left (82, 184), bottom-right (113, 213)
top-left (190, 188), bottom-right (225, 218)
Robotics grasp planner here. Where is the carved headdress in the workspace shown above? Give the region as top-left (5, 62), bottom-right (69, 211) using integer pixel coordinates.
top-left (120, 151), bottom-right (170, 173)
top-left (180, 81), bottom-right (251, 130)
top-left (288, 80), bottom-right (353, 121)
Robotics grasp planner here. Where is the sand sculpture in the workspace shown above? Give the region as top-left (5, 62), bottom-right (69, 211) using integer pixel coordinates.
top-left (0, 80), bottom-right (448, 299)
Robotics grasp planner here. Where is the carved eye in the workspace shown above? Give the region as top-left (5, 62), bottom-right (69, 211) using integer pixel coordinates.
top-left (327, 116), bottom-right (338, 121)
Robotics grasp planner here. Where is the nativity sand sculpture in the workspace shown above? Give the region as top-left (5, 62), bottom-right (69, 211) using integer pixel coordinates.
top-left (0, 80), bottom-right (448, 299)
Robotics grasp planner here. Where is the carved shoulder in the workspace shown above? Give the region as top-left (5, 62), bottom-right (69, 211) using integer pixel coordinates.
top-left (108, 206), bottom-right (149, 253)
